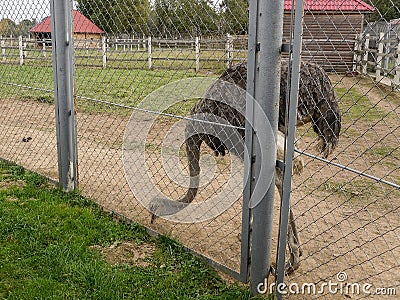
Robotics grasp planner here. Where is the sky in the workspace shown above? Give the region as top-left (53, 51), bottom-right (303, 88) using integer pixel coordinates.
top-left (1, 0), bottom-right (223, 24)
top-left (0, 0), bottom-right (79, 23)
top-left (1, 0), bottom-right (50, 23)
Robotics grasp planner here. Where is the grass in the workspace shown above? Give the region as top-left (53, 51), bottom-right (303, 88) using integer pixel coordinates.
top-left (295, 76), bottom-right (392, 141)
top-left (366, 146), bottom-right (400, 179)
top-left (0, 62), bottom-right (218, 116)
top-left (318, 179), bottom-right (376, 199)
top-left (2, 46), bottom-right (242, 73)
top-left (0, 160), bottom-right (256, 299)
top-left (0, 63), bottom-right (201, 115)
top-left (357, 76), bottom-right (400, 107)
top-left (335, 86), bottom-right (385, 123)
top-left (0, 43), bottom-right (248, 112)
top-left (74, 67), bottom-right (199, 115)
top-left (1, 59), bottom-right (393, 120)
top-left (317, 177), bottom-right (400, 206)
top-left (368, 145), bottom-right (400, 160)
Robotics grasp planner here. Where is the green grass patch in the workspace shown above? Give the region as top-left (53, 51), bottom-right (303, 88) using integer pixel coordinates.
top-left (0, 160), bottom-right (254, 299)
top-left (367, 146), bottom-right (400, 160)
top-left (3, 61), bottom-right (390, 123)
top-left (317, 178), bottom-right (399, 207)
top-left (0, 64), bottom-right (54, 103)
top-left (75, 67), bottom-right (197, 108)
top-left (357, 77), bottom-right (400, 108)
top-left (296, 83), bottom-right (386, 140)
top-left (0, 63), bottom-right (215, 116)
top-left (365, 146), bottom-right (399, 180)
top-left (335, 87), bottom-right (385, 123)
top-left (318, 179), bottom-right (374, 199)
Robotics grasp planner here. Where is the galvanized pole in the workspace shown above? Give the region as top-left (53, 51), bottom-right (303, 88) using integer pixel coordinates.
top-left (275, 0), bottom-right (304, 298)
top-left (246, 0), bottom-right (284, 295)
top-left (50, 0), bottom-right (77, 191)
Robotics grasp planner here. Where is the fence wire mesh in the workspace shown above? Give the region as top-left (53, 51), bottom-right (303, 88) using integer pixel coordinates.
top-left (279, 1), bottom-right (400, 298)
top-left (0, 1), bottom-right (57, 180)
top-left (0, 0), bottom-right (399, 298)
top-left (67, 0), bottom-right (249, 276)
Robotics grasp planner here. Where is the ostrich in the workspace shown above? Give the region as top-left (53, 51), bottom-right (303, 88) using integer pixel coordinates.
top-left (194, 60), bottom-right (341, 159)
top-left (150, 60), bottom-right (341, 274)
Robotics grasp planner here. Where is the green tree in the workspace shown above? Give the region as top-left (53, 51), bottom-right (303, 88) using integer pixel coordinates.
top-left (16, 19), bottom-right (37, 36)
top-left (219, 0), bottom-right (248, 35)
top-left (77, 0), bottom-right (152, 35)
top-left (367, 0), bottom-right (400, 22)
top-left (151, 0), bottom-right (219, 37)
top-left (0, 18), bottom-right (17, 36)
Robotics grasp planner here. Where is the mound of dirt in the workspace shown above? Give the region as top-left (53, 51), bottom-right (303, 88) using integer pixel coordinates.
top-left (90, 241), bottom-right (156, 267)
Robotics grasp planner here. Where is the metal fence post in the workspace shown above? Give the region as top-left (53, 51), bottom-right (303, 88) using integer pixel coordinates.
top-left (50, 0), bottom-right (78, 191)
top-left (275, 1), bottom-right (304, 298)
top-left (246, 0), bottom-right (284, 295)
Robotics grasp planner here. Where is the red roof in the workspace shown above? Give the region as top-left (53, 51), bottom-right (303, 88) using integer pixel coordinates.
top-left (391, 18), bottom-right (400, 25)
top-left (30, 10), bottom-right (104, 34)
top-left (284, 0), bottom-right (374, 12)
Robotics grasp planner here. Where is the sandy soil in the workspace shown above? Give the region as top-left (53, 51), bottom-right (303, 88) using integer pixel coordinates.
top-left (90, 242), bottom-right (156, 267)
top-left (0, 75), bottom-right (398, 298)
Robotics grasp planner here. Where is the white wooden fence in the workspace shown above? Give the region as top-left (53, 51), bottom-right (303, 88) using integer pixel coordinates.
top-left (99, 35), bottom-right (245, 71)
top-left (3, 33), bottom-right (399, 85)
top-left (355, 32), bottom-right (400, 86)
top-left (0, 35), bottom-right (246, 72)
top-left (0, 35), bottom-right (52, 65)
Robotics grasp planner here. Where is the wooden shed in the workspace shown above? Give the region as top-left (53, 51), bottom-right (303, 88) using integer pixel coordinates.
top-left (29, 10), bottom-right (104, 48)
top-left (283, 0), bottom-right (374, 73)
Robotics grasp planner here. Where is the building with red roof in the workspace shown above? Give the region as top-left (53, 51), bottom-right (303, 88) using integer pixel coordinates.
top-left (390, 18), bottom-right (400, 25)
top-left (283, 0), bottom-right (374, 72)
top-left (283, 0), bottom-right (374, 12)
top-left (30, 10), bottom-right (104, 48)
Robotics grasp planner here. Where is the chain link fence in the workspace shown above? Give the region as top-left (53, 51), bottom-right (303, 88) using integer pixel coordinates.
top-left (0, 1), bottom-right (57, 179)
top-left (0, 0), bottom-right (399, 298)
top-left (70, 0), bottom-right (250, 278)
top-left (280, 1), bottom-right (400, 298)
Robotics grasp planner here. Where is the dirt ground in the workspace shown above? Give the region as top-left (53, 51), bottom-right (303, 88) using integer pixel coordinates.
top-left (89, 242), bottom-right (156, 267)
top-left (0, 75), bottom-right (398, 299)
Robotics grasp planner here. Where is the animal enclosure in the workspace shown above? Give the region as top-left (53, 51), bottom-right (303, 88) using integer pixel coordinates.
top-left (0, 0), bottom-right (399, 298)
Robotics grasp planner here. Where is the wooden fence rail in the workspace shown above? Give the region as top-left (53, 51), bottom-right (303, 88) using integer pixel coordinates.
top-left (0, 34), bottom-right (357, 74)
top-left (0, 35), bottom-right (245, 72)
top-left (5, 34), bottom-right (398, 85)
top-left (355, 32), bottom-right (400, 86)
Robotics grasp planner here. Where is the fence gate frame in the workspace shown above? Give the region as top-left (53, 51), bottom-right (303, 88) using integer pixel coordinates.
top-left (48, 0), bottom-right (255, 284)
top-left (47, 0), bottom-right (303, 293)
top-left (275, 0), bottom-right (304, 299)
top-left (244, 0), bottom-right (285, 295)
